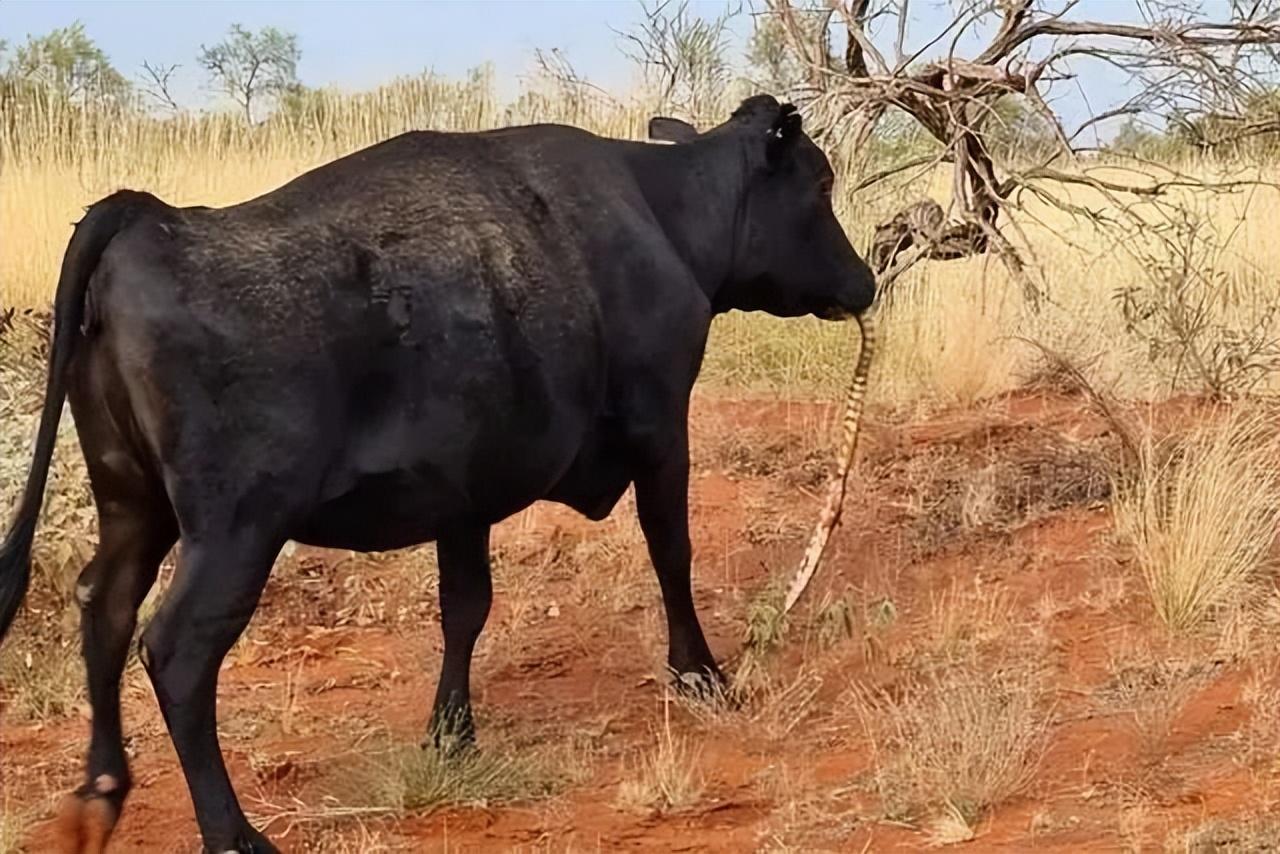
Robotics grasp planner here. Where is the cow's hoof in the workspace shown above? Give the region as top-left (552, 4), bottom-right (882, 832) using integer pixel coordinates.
top-left (673, 666), bottom-right (735, 707)
top-left (206, 826), bottom-right (279, 854)
top-left (422, 726), bottom-right (478, 758)
top-left (424, 705), bottom-right (477, 756)
top-left (54, 783), bottom-right (121, 854)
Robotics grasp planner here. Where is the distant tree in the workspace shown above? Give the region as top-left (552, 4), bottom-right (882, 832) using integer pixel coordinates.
top-left (4, 22), bottom-right (132, 107)
top-left (197, 24), bottom-right (300, 124)
top-left (138, 60), bottom-right (182, 114)
top-left (747, 13), bottom-right (802, 96)
top-left (1168, 87), bottom-right (1280, 158)
top-left (274, 81), bottom-right (324, 122)
top-left (983, 95), bottom-right (1060, 165)
top-left (617, 0), bottom-right (737, 122)
top-left (1108, 118), bottom-right (1169, 156)
top-left (746, 6), bottom-right (827, 97)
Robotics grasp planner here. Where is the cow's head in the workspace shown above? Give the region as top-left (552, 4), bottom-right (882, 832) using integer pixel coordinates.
top-left (649, 96), bottom-right (876, 320)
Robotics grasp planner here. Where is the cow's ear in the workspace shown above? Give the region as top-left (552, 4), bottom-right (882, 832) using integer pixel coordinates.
top-left (766, 103), bottom-right (803, 166)
top-left (649, 116), bottom-right (698, 143)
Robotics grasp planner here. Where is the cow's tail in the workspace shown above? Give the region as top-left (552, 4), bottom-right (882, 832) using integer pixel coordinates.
top-left (0, 190), bottom-right (156, 642)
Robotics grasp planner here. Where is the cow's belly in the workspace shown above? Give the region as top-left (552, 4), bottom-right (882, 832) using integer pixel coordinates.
top-left (291, 471), bottom-right (458, 550)
top-left (292, 424), bottom-right (586, 551)
top-left (544, 416), bottom-right (634, 520)
top-left (292, 469), bottom-right (487, 550)
top-left (291, 372), bottom-right (598, 551)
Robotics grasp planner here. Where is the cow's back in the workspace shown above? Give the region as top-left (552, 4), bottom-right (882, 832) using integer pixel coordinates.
top-left (84, 126), bottom-right (620, 548)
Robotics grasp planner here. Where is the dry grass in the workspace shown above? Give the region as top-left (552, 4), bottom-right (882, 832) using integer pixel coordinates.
top-left (0, 313), bottom-right (96, 727)
top-left (1175, 813), bottom-right (1280, 852)
top-left (0, 801), bottom-right (21, 854)
top-left (874, 267), bottom-right (1020, 409)
top-left (851, 661), bottom-right (1050, 835)
top-left (679, 666), bottom-right (823, 743)
top-left (236, 727), bottom-right (578, 849)
top-left (1112, 408), bottom-right (1280, 633)
top-left (754, 760), bottom-right (861, 852)
top-left (702, 423), bottom-right (832, 489)
top-left (0, 71), bottom-right (639, 309)
top-left (6, 46), bottom-right (1280, 854)
top-left (918, 577), bottom-right (1014, 664)
top-left (0, 315), bottom-right (95, 617)
top-left (301, 825), bottom-right (396, 854)
top-left (617, 700), bottom-right (706, 814)
top-left (1240, 662), bottom-right (1280, 766)
top-left (1098, 649), bottom-right (1218, 753)
top-left (900, 433), bottom-right (1111, 558)
top-left (333, 739), bottom-right (567, 816)
top-left (5, 68), bottom-right (1280, 412)
top-left (0, 636), bottom-right (83, 723)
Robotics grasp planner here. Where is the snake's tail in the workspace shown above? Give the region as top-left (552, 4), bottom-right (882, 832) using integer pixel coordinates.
top-left (781, 311), bottom-right (877, 616)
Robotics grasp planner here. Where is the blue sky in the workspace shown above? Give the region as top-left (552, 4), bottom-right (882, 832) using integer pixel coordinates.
top-left (0, 0), bottom-right (1141, 136)
top-left (0, 1), bottom-right (693, 104)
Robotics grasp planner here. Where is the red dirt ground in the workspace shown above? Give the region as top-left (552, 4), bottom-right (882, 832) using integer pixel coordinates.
top-left (3, 390), bottom-right (1278, 851)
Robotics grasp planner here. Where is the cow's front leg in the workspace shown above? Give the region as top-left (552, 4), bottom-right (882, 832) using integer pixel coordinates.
top-left (634, 438), bottom-right (724, 696)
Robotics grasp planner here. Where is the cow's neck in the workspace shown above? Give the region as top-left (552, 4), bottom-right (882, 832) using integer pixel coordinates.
top-left (622, 136), bottom-right (745, 304)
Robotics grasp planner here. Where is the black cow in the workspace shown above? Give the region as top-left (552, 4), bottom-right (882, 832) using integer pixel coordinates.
top-left (0, 95), bottom-right (874, 853)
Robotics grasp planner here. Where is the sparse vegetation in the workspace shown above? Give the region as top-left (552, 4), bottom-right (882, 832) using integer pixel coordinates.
top-left (1113, 408), bottom-right (1280, 633)
top-left (1240, 662), bottom-right (1280, 766)
top-left (1099, 649), bottom-right (1217, 753)
top-left (1178, 814), bottom-right (1280, 853)
top-left (1116, 213), bottom-right (1280, 400)
top-left (811, 589), bottom-right (858, 649)
top-left (0, 800), bottom-right (22, 854)
top-left (0, 636), bottom-right (83, 723)
top-left (852, 662), bottom-right (1051, 836)
top-left (618, 701), bottom-right (706, 814)
top-left (4, 2), bottom-right (1280, 850)
top-left (339, 740), bottom-right (567, 815)
top-left (742, 582), bottom-right (788, 658)
top-left (919, 577), bottom-right (1013, 665)
top-left (678, 665), bottom-right (822, 743)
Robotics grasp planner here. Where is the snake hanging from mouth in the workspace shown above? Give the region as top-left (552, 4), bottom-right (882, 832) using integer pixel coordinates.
top-left (781, 310), bottom-right (876, 616)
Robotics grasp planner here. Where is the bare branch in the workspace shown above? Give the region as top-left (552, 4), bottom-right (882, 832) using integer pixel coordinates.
top-left (828, 0), bottom-right (891, 76)
top-left (762, 0), bottom-right (1280, 308)
top-left (893, 0), bottom-right (910, 69)
top-left (138, 60), bottom-right (181, 114)
top-left (852, 151), bottom-right (954, 192)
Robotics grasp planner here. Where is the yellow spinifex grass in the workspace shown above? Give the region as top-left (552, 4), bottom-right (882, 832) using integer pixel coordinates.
top-left (1114, 407), bottom-right (1280, 633)
top-left (4, 69), bottom-right (1280, 409)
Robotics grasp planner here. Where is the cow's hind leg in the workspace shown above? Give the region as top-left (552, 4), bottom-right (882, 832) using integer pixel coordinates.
top-left (427, 524), bottom-right (492, 750)
top-left (139, 530), bottom-right (282, 854)
top-left (55, 504), bottom-right (176, 854)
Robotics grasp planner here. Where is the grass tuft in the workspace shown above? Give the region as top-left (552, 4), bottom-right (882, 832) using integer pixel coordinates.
top-left (0, 637), bottom-right (84, 723)
top-left (0, 800), bottom-right (22, 854)
top-left (852, 662), bottom-right (1050, 833)
top-left (1177, 813), bottom-right (1280, 853)
top-left (337, 740), bottom-right (565, 816)
top-left (1113, 408), bottom-right (1280, 633)
top-left (618, 700), bottom-right (705, 814)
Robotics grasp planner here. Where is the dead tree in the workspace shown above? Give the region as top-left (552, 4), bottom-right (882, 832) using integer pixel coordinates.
top-left (763, 0), bottom-right (1280, 299)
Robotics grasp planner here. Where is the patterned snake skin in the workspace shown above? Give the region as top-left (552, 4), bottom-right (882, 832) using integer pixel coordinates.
top-left (782, 311), bottom-right (876, 615)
